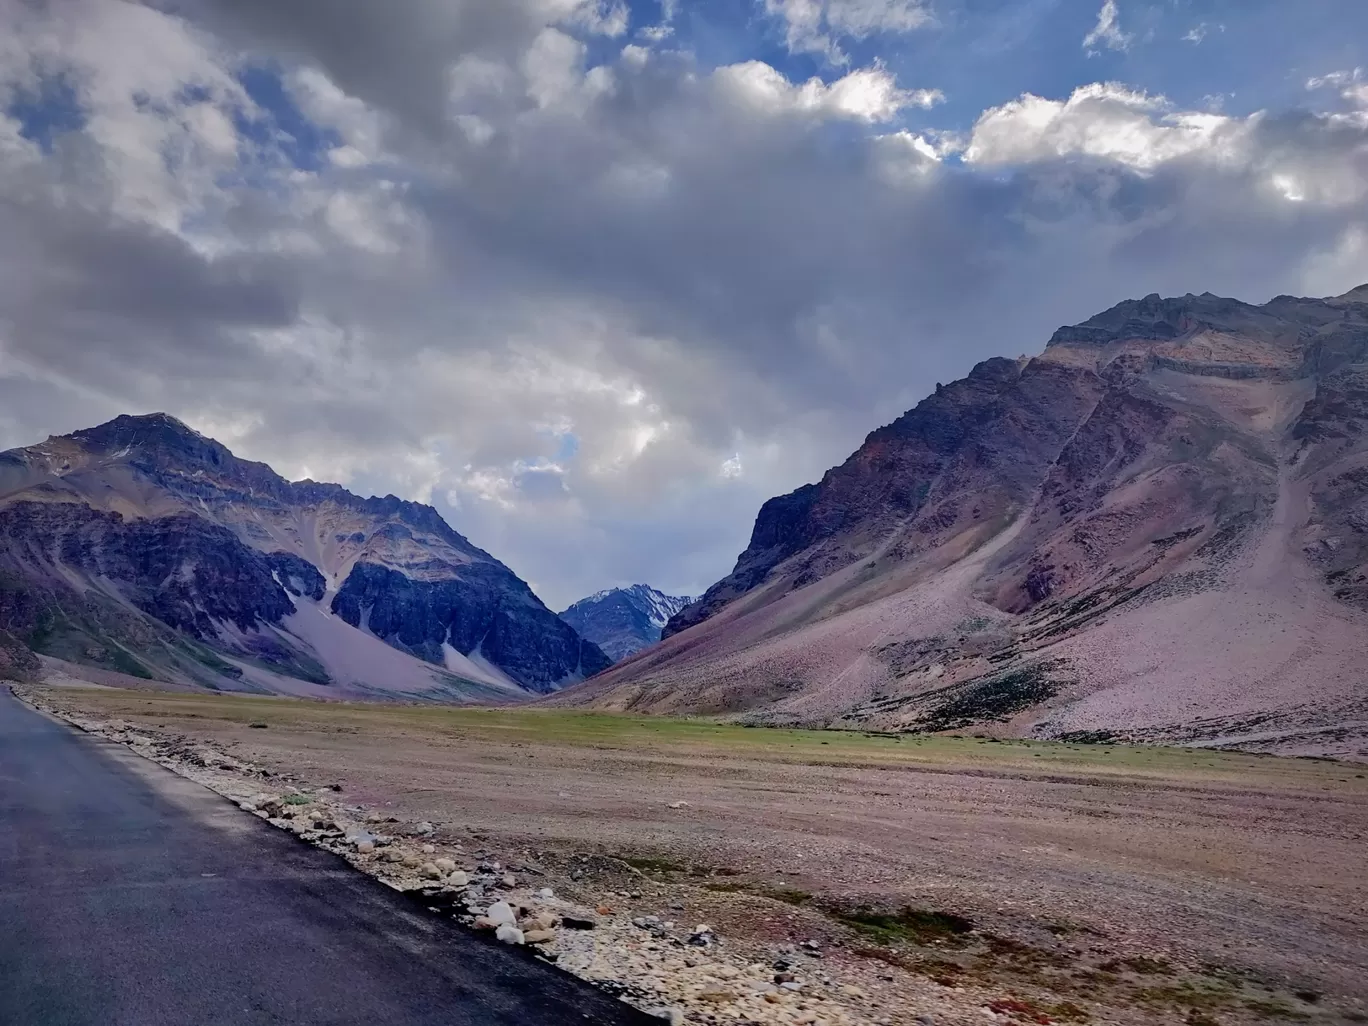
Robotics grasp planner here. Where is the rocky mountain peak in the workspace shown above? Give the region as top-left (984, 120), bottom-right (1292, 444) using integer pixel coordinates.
top-left (563, 286), bottom-right (1368, 759)
top-left (560, 585), bottom-right (693, 662)
top-left (1046, 291), bottom-right (1286, 348)
top-left (70, 412), bottom-right (228, 463)
top-left (0, 417), bottom-right (610, 698)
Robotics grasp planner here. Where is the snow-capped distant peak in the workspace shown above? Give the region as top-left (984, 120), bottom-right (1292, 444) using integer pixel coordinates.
top-left (557, 584), bottom-right (694, 662)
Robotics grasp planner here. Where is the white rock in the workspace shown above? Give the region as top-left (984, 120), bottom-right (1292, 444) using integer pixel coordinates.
top-left (486, 901), bottom-right (517, 927)
top-left (434, 858), bottom-right (457, 873)
top-left (537, 887), bottom-right (554, 899)
top-left (495, 924), bottom-right (525, 945)
top-left (448, 871), bottom-right (469, 887)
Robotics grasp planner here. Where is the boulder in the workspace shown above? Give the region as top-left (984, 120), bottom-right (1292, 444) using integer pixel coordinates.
top-left (486, 901), bottom-right (517, 927)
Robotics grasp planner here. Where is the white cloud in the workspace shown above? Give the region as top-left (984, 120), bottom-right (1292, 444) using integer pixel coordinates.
top-left (0, 0), bottom-right (254, 234)
top-left (288, 67), bottom-right (388, 168)
top-left (764, 0), bottom-right (933, 63)
top-left (1082, 0), bottom-right (1131, 54)
top-left (564, 0), bottom-right (630, 38)
top-left (715, 62), bottom-right (941, 122)
top-left (965, 83), bottom-right (1239, 170)
top-left (2, 0), bottom-right (1368, 608)
top-left (1307, 68), bottom-right (1368, 109)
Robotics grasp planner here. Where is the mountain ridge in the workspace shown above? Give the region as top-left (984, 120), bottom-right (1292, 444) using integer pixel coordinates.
top-left (559, 584), bottom-right (692, 662)
top-left (0, 414), bottom-right (610, 699)
top-left (555, 285), bottom-right (1368, 760)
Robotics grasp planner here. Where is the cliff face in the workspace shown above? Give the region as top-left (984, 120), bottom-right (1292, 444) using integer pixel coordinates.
top-left (0, 414), bottom-right (607, 698)
top-left (665, 357), bottom-right (1104, 637)
top-left (332, 562), bottom-right (606, 686)
top-left (558, 287), bottom-right (1368, 759)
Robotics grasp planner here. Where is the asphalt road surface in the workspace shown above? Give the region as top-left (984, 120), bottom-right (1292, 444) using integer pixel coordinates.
top-left (0, 689), bottom-right (654, 1026)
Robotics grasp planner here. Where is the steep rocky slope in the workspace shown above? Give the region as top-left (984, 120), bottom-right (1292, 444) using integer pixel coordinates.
top-left (554, 287), bottom-right (1368, 758)
top-left (0, 414), bottom-right (608, 699)
top-left (558, 585), bottom-right (692, 661)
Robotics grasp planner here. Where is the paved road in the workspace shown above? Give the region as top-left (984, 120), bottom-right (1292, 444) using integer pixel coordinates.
top-left (0, 690), bottom-right (653, 1026)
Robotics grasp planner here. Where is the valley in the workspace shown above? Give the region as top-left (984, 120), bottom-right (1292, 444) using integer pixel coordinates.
top-left (24, 680), bottom-right (1368, 1026)
top-left (557, 288), bottom-right (1368, 759)
top-left (4, 288), bottom-right (1368, 757)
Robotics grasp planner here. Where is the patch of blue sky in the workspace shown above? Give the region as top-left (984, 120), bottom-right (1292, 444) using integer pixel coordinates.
top-left (235, 63), bottom-right (341, 174)
top-left (553, 431), bottom-right (581, 463)
top-left (592, 0), bottom-right (1368, 135)
top-left (8, 72), bottom-right (85, 152)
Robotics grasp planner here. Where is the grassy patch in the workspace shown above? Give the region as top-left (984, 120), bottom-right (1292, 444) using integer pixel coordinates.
top-left (763, 887), bottom-right (812, 906)
top-left (916, 660), bottom-right (1072, 732)
top-left (29, 688), bottom-right (1368, 795)
top-left (830, 905), bottom-right (975, 948)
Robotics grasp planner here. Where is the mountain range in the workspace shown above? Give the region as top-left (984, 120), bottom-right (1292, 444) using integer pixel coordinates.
top-left (558, 585), bottom-right (693, 662)
top-left (0, 414), bottom-right (609, 700)
top-left (551, 286), bottom-right (1368, 759)
top-left (5, 286), bottom-right (1368, 757)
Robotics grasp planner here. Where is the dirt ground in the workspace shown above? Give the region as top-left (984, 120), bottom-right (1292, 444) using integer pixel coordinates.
top-left (28, 683), bottom-right (1368, 1026)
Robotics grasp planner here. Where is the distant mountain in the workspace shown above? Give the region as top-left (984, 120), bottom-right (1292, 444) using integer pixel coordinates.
top-left (559, 585), bottom-right (693, 662)
top-left (553, 287), bottom-right (1368, 759)
top-left (0, 414), bottom-right (609, 700)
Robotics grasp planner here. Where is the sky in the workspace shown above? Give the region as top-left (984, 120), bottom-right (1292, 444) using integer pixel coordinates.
top-left (0, 0), bottom-right (1366, 610)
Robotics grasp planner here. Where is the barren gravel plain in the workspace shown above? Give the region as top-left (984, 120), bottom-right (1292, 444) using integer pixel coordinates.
top-left (26, 681), bottom-right (1368, 1026)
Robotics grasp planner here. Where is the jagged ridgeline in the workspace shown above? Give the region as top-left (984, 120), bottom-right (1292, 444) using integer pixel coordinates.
top-left (552, 287), bottom-right (1368, 758)
top-left (0, 414), bottom-right (609, 700)
top-left (558, 584), bottom-right (694, 662)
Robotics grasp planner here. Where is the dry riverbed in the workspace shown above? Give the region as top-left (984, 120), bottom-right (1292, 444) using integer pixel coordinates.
top-left (16, 682), bottom-right (1368, 1026)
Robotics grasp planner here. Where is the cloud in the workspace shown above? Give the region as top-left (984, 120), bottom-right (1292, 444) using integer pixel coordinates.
top-left (964, 83), bottom-right (1234, 170)
top-left (1308, 68), bottom-right (1368, 109)
top-left (1082, 0), bottom-right (1131, 54)
top-left (715, 62), bottom-right (942, 122)
top-left (763, 0), bottom-right (934, 63)
top-left (1, 0), bottom-right (1367, 609)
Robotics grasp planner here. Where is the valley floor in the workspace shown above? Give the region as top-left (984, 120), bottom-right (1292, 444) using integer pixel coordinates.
top-left (22, 681), bottom-right (1368, 1026)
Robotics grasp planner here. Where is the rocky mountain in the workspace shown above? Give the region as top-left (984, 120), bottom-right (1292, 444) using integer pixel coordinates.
top-left (0, 414), bottom-right (609, 700)
top-left (553, 286), bottom-right (1368, 759)
top-left (558, 585), bottom-right (693, 662)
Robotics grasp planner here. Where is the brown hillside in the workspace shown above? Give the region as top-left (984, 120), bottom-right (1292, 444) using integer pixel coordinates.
top-left (552, 289), bottom-right (1368, 759)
